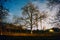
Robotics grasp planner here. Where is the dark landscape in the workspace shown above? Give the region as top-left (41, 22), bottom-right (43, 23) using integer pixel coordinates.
top-left (0, 0), bottom-right (60, 40)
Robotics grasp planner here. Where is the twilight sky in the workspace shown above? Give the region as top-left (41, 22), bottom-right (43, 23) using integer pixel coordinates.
top-left (3, 0), bottom-right (47, 23)
top-left (4, 0), bottom-right (46, 16)
top-left (2, 0), bottom-right (60, 30)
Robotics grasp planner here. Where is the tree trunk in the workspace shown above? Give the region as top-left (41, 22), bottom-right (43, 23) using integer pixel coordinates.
top-left (31, 12), bottom-right (32, 34)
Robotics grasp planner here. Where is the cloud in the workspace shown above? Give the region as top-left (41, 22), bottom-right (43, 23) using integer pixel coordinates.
top-left (3, 12), bottom-right (14, 23)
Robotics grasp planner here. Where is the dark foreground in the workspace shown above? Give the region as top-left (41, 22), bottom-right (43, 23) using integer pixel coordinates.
top-left (0, 28), bottom-right (60, 40)
top-left (0, 35), bottom-right (60, 40)
top-left (0, 32), bottom-right (60, 40)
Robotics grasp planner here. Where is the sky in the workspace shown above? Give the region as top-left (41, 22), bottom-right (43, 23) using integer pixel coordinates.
top-left (1, 0), bottom-right (60, 30)
top-left (4, 0), bottom-right (46, 16)
top-left (4, 0), bottom-right (28, 16)
top-left (3, 0), bottom-right (46, 23)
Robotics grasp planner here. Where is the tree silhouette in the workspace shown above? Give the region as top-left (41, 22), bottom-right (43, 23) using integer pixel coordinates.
top-left (0, 0), bottom-right (9, 22)
top-left (22, 2), bottom-right (39, 33)
top-left (0, 0), bottom-right (9, 34)
top-left (47, 0), bottom-right (60, 28)
top-left (0, 5), bottom-right (9, 22)
top-left (38, 12), bottom-right (47, 30)
top-left (47, 0), bottom-right (60, 5)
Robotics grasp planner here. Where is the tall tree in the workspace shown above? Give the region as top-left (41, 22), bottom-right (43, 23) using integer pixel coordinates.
top-left (22, 2), bottom-right (39, 33)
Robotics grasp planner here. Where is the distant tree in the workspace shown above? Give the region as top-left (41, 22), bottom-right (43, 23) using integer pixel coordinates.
top-left (0, 5), bottom-right (9, 22)
top-left (0, 0), bottom-right (9, 34)
top-left (13, 16), bottom-right (26, 27)
top-left (13, 15), bottom-right (19, 24)
top-left (0, 0), bottom-right (9, 22)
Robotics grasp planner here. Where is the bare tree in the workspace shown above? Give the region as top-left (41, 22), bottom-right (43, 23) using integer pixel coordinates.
top-left (38, 12), bottom-right (47, 30)
top-left (47, 0), bottom-right (60, 28)
top-left (22, 2), bottom-right (39, 33)
top-left (0, 0), bottom-right (9, 35)
top-left (0, 0), bottom-right (9, 22)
